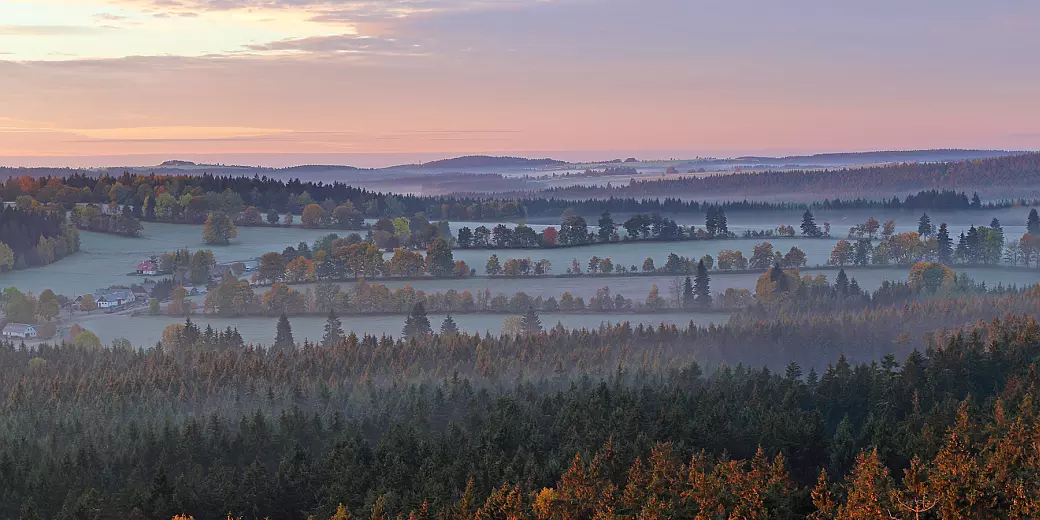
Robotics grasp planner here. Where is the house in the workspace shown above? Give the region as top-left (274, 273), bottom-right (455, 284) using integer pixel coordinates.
top-left (136, 260), bottom-right (159, 275)
top-left (2, 323), bottom-right (37, 339)
top-left (131, 280), bottom-right (158, 301)
top-left (209, 264), bottom-right (233, 284)
top-left (94, 288), bottom-right (136, 309)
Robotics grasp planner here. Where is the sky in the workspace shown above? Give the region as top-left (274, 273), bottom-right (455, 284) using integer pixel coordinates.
top-left (1, 0), bottom-right (1039, 167)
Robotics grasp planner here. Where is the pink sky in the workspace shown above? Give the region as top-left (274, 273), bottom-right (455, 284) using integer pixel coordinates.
top-left (2, 0), bottom-right (1039, 167)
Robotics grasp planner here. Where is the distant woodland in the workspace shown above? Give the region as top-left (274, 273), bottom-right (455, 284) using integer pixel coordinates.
top-left (0, 166), bottom-right (1025, 228)
top-left (542, 153), bottom-right (1040, 199)
top-left (0, 206), bottom-right (80, 271)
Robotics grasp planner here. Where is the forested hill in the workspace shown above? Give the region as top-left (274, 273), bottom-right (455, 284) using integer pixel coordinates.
top-left (731, 148), bottom-right (1021, 166)
top-left (411, 155), bottom-right (567, 169)
top-left (545, 152), bottom-right (1040, 200)
top-left (0, 155), bottom-right (565, 179)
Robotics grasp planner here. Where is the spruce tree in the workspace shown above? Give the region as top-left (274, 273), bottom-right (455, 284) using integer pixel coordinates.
top-left (597, 211), bottom-right (615, 242)
top-left (854, 238), bottom-right (871, 266)
top-left (769, 263), bottom-right (789, 293)
top-left (800, 210), bottom-right (821, 237)
top-left (715, 208), bottom-right (728, 236)
top-left (937, 222), bottom-right (953, 265)
top-left (835, 268), bottom-right (850, 295)
top-left (440, 314), bottom-right (459, 335)
top-left (917, 213), bottom-right (933, 236)
top-left (694, 260), bottom-right (711, 307)
top-left (520, 307), bottom-right (543, 334)
top-left (1028, 209), bottom-right (1040, 235)
top-left (965, 226), bottom-right (980, 263)
top-left (274, 313), bottom-right (294, 348)
top-left (681, 276), bottom-right (695, 309)
top-left (321, 310), bottom-right (344, 347)
top-left (403, 303), bottom-right (432, 338)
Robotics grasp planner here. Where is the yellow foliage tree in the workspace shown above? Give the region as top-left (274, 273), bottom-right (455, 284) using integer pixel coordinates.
top-left (907, 261), bottom-right (955, 293)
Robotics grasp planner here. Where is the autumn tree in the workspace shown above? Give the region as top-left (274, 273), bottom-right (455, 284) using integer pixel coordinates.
top-left (881, 219), bottom-right (897, 240)
top-left (645, 284), bottom-right (665, 310)
top-left (750, 242), bottom-right (776, 269)
top-left (717, 249), bottom-right (747, 270)
top-left (425, 237), bottom-right (454, 277)
top-left (829, 240), bottom-right (854, 266)
top-left (240, 206), bottom-right (262, 225)
top-left (836, 449), bottom-right (895, 520)
top-left (257, 252), bottom-right (286, 284)
top-left (79, 294), bottom-right (97, 314)
top-left (388, 249), bottom-right (425, 277)
top-left (0, 243), bottom-right (13, 272)
top-left (167, 286), bottom-right (191, 316)
top-left (203, 212), bottom-right (238, 245)
top-left (36, 289), bottom-right (59, 322)
top-left (541, 226), bottom-right (558, 246)
top-left (485, 254), bottom-right (502, 276)
top-left (908, 261), bottom-right (954, 293)
top-left (284, 257), bottom-right (315, 283)
top-left (72, 330), bottom-right (102, 350)
top-left (783, 246), bottom-right (807, 267)
top-left (300, 204), bottom-right (327, 228)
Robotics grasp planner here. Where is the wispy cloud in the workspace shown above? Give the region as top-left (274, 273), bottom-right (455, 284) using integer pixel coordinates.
top-left (244, 34), bottom-right (424, 56)
top-left (117, 0), bottom-right (546, 25)
top-left (0, 24), bottom-right (105, 36)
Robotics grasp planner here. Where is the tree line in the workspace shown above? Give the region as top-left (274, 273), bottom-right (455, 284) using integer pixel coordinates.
top-left (0, 206), bottom-right (80, 271)
top-left (3, 169), bottom-right (1033, 228)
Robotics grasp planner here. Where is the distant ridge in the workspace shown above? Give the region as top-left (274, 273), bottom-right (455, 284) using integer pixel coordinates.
top-left (414, 155), bottom-right (567, 169)
top-left (732, 149), bottom-right (1024, 165)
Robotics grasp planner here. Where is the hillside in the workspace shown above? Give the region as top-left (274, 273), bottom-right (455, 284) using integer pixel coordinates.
top-left (414, 155), bottom-right (567, 170)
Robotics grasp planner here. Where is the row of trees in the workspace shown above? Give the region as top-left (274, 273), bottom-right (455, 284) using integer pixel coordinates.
top-left (249, 237), bottom-right (461, 286)
top-left (196, 271), bottom-right (715, 318)
top-left (69, 203), bottom-right (143, 237)
top-left (8, 168), bottom-right (1029, 224)
top-left (829, 216), bottom-right (1040, 267)
top-left (0, 206), bottom-right (80, 271)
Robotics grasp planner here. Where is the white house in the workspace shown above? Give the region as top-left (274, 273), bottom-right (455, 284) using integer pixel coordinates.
top-left (94, 288), bottom-right (136, 309)
top-left (2, 323), bottom-right (37, 339)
